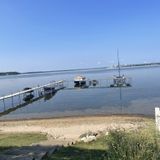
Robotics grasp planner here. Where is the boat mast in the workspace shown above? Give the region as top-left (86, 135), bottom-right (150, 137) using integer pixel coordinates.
top-left (117, 49), bottom-right (121, 77)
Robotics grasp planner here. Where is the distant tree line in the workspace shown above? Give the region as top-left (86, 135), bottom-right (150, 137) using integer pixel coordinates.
top-left (0, 62), bottom-right (160, 76)
top-left (0, 72), bottom-right (20, 76)
top-left (120, 62), bottom-right (160, 68)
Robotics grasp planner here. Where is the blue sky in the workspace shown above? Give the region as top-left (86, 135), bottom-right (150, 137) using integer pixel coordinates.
top-left (0, 0), bottom-right (160, 72)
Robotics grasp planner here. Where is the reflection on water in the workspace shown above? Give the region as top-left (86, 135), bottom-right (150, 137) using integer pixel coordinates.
top-left (0, 67), bottom-right (160, 120)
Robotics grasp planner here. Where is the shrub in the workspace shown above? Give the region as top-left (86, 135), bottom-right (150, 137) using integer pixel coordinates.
top-left (105, 130), bottom-right (160, 160)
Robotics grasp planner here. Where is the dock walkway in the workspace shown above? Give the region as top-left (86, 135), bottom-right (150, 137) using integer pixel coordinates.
top-left (0, 80), bottom-right (64, 115)
top-left (0, 80), bottom-right (64, 101)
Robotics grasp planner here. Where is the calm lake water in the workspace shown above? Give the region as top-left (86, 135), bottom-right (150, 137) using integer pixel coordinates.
top-left (0, 67), bottom-right (160, 120)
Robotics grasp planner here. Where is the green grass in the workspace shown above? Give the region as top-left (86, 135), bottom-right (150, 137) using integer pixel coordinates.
top-left (46, 120), bottom-right (160, 160)
top-left (0, 133), bottom-right (47, 151)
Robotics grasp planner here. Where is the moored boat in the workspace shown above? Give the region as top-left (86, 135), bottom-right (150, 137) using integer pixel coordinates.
top-left (110, 51), bottom-right (131, 88)
top-left (23, 94), bottom-right (34, 102)
top-left (23, 87), bottom-right (34, 102)
top-left (74, 75), bottom-right (86, 87)
top-left (92, 79), bottom-right (98, 86)
top-left (43, 86), bottom-right (56, 95)
top-left (110, 75), bottom-right (131, 87)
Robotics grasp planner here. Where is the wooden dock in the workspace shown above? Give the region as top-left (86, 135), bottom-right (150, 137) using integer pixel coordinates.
top-left (0, 80), bottom-right (64, 101)
top-left (0, 80), bottom-right (64, 114)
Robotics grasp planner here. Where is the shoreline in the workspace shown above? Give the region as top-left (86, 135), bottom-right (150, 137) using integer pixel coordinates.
top-left (0, 114), bottom-right (154, 147)
top-left (0, 113), bottom-right (154, 122)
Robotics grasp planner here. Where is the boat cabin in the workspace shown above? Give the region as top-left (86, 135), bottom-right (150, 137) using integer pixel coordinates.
top-left (43, 86), bottom-right (55, 95)
top-left (74, 75), bottom-right (87, 87)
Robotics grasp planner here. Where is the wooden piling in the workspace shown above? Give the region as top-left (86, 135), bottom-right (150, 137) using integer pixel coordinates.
top-left (11, 96), bottom-right (14, 107)
top-left (3, 98), bottom-right (5, 111)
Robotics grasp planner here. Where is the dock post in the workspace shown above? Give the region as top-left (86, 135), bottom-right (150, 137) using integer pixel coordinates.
top-left (99, 79), bottom-right (101, 87)
top-left (18, 93), bottom-right (21, 105)
top-left (3, 98), bottom-right (5, 111)
top-left (33, 90), bottom-right (35, 97)
top-left (38, 88), bottom-right (42, 96)
top-left (36, 86), bottom-right (39, 97)
top-left (65, 80), bottom-right (69, 88)
top-left (11, 96), bottom-right (14, 107)
top-left (35, 89), bottom-right (38, 97)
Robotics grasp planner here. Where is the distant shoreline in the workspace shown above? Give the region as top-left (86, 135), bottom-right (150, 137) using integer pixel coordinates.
top-left (0, 72), bottom-right (20, 76)
top-left (1, 62), bottom-right (160, 76)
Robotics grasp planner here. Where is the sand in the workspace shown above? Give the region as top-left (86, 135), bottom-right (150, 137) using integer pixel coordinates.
top-left (0, 115), bottom-right (152, 146)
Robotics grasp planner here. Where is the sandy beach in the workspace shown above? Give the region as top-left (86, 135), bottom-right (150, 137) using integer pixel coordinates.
top-left (0, 115), bottom-right (152, 146)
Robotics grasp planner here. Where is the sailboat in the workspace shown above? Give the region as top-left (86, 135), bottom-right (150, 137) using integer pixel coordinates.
top-left (110, 50), bottom-right (131, 87)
